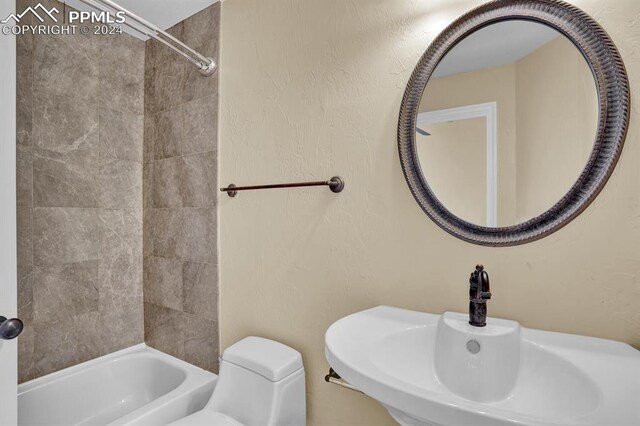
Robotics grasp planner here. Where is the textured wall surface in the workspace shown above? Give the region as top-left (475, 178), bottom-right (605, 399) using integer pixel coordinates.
top-left (16, 0), bottom-right (145, 382)
top-left (219, 0), bottom-right (640, 424)
top-left (143, 4), bottom-right (220, 373)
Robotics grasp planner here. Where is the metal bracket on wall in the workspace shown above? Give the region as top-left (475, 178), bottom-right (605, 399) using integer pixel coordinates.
top-left (220, 176), bottom-right (345, 198)
top-left (325, 368), bottom-right (362, 394)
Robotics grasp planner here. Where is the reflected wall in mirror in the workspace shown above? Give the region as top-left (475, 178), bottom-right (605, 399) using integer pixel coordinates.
top-left (417, 21), bottom-right (598, 227)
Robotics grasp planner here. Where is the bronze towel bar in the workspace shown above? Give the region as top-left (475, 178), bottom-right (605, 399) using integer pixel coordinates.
top-left (221, 176), bottom-right (345, 197)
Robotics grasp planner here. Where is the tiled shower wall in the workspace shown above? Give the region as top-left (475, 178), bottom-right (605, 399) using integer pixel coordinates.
top-left (16, 0), bottom-right (145, 382)
top-left (143, 4), bottom-right (220, 372)
top-left (16, 1), bottom-right (220, 381)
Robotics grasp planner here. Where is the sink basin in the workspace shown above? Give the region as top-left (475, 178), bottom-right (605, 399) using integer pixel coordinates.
top-left (325, 306), bottom-right (640, 426)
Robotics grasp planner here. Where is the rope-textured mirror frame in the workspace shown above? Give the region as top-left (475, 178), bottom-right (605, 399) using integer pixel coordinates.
top-left (398, 0), bottom-right (630, 247)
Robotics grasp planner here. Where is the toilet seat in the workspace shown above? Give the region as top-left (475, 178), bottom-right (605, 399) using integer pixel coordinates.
top-left (170, 409), bottom-right (244, 426)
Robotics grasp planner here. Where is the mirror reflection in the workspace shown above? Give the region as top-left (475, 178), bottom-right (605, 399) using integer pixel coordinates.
top-left (417, 20), bottom-right (598, 227)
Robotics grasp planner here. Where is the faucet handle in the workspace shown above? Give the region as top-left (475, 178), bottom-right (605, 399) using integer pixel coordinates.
top-left (469, 265), bottom-right (484, 286)
top-left (479, 267), bottom-right (491, 298)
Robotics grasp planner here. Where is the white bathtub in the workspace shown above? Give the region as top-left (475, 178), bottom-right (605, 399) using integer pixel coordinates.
top-left (18, 344), bottom-right (217, 426)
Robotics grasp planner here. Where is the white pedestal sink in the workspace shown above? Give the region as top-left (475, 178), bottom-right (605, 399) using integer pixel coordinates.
top-left (325, 306), bottom-right (640, 426)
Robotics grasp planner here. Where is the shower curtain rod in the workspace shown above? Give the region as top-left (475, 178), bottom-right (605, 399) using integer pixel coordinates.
top-left (76, 0), bottom-right (217, 76)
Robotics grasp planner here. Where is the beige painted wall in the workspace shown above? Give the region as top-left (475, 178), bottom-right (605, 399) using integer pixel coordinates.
top-left (516, 36), bottom-right (598, 222)
top-left (219, 1), bottom-right (640, 425)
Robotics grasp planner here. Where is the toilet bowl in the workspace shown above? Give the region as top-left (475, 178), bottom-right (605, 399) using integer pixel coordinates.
top-left (170, 336), bottom-right (306, 426)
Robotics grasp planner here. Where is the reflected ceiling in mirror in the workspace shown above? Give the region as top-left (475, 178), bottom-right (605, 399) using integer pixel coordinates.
top-left (416, 20), bottom-right (598, 227)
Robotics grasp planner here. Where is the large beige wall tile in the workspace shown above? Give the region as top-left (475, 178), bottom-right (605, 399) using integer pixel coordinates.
top-left (180, 208), bottom-right (217, 263)
top-left (32, 93), bottom-right (99, 154)
top-left (99, 255), bottom-right (144, 354)
top-left (16, 28), bottom-right (32, 147)
top-left (184, 314), bottom-right (218, 372)
top-left (144, 256), bottom-right (184, 311)
top-left (144, 302), bottom-right (185, 359)
top-left (32, 33), bottom-right (99, 105)
top-left (98, 209), bottom-right (143, 258)
top-left (16, 206), bottom-right (32, 273)
top-left (32, 260), bottom-right (99, 322)
top-left (98, 160), bottom-right (143, 209)
top-left (32, 311), bottom-right (101, 378)
top-left (144, 60), bottom-right (188, 114)
top-left (153, 157), bottom-right (183, 207)
top-left (183, 262), bottom-right (218, 320)
top-left (33, 144), bottom-right (99, 208)
top-left (99, 108), bottom-right (144, 162)
top-left (145, 24), bottom-right (184, 70)
top-left (143, 3), bottom-right (220, 373)
top-left (98, 37), bottom-right (145, 116)
top-left (154, 153), bottom-right (217, 208)
top-left (17, 270), bottom-right (33, 323)
top-left (16, 0), bottom-right (145, 381)
top-left (148, 109), bottom-right (184, 160)
top-left (181, 95), bottom-right (218, 156)
top-left (33, 208), bottom-right (101, 266)
top-left (18, 323), bottom-right (35, 383)
top-left (16, 145), bottom-right (32, 207)
top-left (143, 302), bottom-right (218, 372)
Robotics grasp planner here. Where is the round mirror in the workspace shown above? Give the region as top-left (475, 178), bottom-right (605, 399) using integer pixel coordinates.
top-left (398, 0), bottom-right (629, 246)
top-left (417, 20), bottom-right (597, 227)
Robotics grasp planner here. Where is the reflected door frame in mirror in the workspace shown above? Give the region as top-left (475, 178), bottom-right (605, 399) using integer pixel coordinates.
top-left (417, 102), bottom-right (498, 226)
top-left (398, 0), bottom-right (630, 246)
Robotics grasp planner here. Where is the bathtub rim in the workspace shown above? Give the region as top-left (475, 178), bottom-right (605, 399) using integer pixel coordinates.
top-left (18, 343), bottom-right (218, 426)
top-left (18, 344), bottom-right (213, 393)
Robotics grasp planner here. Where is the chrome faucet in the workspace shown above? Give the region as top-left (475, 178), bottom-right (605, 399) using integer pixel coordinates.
top-left (469, 265), bottom-right (491, 327)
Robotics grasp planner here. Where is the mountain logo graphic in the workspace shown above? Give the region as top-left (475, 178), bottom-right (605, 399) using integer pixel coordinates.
top-left (1, 3), bottom-right (59, 24)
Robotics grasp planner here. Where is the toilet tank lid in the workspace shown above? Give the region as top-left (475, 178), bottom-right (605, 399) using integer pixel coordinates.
top-left (222, 336), bottom-right (303, 382)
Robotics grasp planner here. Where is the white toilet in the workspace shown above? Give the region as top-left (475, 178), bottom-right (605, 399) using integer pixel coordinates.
top-left (171, 336), bottom-right (306, 426)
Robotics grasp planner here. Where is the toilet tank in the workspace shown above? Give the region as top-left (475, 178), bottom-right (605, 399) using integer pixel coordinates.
top-left (208, 337), bottom-right (306, 426)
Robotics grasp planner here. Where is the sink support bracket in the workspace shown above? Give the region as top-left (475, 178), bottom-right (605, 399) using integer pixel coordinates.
top-left (325, 368), bottom-right (363, 394)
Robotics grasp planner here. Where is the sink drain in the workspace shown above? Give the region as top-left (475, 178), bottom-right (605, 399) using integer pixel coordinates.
top-left (466, 339), bottom-right (481, 354)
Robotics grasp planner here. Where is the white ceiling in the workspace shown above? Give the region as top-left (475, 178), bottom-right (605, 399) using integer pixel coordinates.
top-left (432, 21), bottom-right (561, 78)
top-left (61, 0), bottom-right (218, 40)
